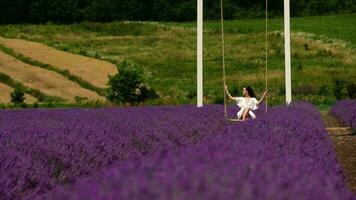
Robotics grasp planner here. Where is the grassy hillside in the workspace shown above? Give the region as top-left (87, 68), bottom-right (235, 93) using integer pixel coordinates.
top-left (0, 14), bottom-right (355, 109)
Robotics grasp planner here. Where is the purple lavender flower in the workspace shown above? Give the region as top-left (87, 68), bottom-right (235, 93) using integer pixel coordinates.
top-left (330, 100), bottom-right (356, 129)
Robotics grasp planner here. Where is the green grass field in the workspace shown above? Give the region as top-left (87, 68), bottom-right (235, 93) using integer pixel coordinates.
top-left (0, 14), bottom-right (355, 110)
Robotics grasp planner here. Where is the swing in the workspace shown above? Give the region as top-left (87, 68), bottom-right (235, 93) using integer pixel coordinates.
top-left (220, 0), bottom-right (269, 122)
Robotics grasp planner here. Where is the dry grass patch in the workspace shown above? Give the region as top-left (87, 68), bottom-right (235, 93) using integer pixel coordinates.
top-left (0, 37), bottom-right (117, 88)
top-left (0, 51), bottom-right (104, 102)
top-left (292, 32), bottom-right (356, 65)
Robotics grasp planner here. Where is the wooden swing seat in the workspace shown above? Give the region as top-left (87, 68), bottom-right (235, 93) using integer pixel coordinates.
top-left (227, 118), bottom-right (244, 122)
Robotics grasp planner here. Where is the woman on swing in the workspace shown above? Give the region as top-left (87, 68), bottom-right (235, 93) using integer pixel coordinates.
top-left (225, 85), bottom-right (267, 121)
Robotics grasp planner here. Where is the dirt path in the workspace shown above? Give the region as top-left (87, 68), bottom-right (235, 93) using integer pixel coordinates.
top-left (0, 37), bottom-right (117, 88)
top-left (323, 113), bottom-right (356, 193)
top-left (0, 51), bottom-right (105, 102)
top-left (0, 83), bottom-right (37, 103)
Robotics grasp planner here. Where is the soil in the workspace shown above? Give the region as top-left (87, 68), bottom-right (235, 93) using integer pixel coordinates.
top-left (323, 113), bottom-right (356, 194)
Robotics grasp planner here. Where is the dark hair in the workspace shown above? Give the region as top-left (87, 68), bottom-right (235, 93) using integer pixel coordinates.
top-left (243, 86), bottom-right (256, 98)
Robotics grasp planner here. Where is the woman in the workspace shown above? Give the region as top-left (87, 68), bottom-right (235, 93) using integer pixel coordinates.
top-left (225, 85), bottom-right (267, 121)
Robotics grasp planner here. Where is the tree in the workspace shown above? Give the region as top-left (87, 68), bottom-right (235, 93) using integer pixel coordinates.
top-left (11, 88), bottom-right (25, 104)
top-left (107, 60), bottom-right (158, 105)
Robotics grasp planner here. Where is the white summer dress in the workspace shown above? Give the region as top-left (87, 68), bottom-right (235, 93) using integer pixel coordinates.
top-left (235, 97), bottom-right (259, 119)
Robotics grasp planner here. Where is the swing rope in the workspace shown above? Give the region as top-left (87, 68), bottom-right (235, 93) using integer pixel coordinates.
top-left (220, 0), bottom-right (227, 119)
top-left (265, 0), bottom-right (268, 113)
top-left (221, 0), bottom-right (269, 119)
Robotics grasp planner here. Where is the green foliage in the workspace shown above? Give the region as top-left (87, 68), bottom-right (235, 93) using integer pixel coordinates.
top-left (46, 102), bottom-right (55, 108)
top-left (333, 79), bottom-right (346, 100)
top-left (20, 103), bottom-right (28, 108)
top-left (107, 60), bottom-right (158, 105)
top-left (232, 86), bottom-right (241, 96)
top-left (214, 96), bottom-right (224, 104)
top-left (75, 96), bottom-right (88, 104)
top-left (1, 0), bottom-right (356, 24)
top-left (10, 87), bottom-right (25, 104)
top-left (346, 83), bottom-right (356, 99)
top-left (292, 84), bottom-right (318, 96)
top-left (318, 85), bottom-right (329, 96)
top-left (33, 102), bottom-right (39, 108)
top-left (278, 86), bottom-right (285, 96)
top-left (186, 89), bottom-right (196, 100)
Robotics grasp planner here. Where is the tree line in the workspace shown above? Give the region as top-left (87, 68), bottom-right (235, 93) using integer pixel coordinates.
top-left (0, 0), bottom-right (355, 24)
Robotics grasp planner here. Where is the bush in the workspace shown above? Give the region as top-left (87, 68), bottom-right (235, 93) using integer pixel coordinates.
top-left (292, 84), bottom-right (317, 96)
top-left (107, 60), bottom-right (158, 105)
top-left (20, 103), bottom-right (28, 108)
top-left (214, 96), bottom-right (224, 104)
top-left (10, 87), bottom-right (25, 104)
top-left (33, 102), bottom-right (39, 108)
top-left (278, 86), bottom-right (285, 96)
top-left (75, 96), bottom-right (88, 104)
top-left (232, 85), bottom-right (241, 96)
top-left (346, 83), bottom-right (356, 99)
top-left (186, 89), bottom-right (196, 100)
top-left (46, 102), bottom-right (55, 108)
top-left (333, 79), bottom-right (346, 100)
top-left (318, 85), bottom-right (329, 96)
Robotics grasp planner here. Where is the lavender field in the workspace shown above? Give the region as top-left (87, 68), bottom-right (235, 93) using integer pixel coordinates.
top-left (330, 100), bottom-right (356, 130)
top-left (0, 102), bottom-right (355, 200)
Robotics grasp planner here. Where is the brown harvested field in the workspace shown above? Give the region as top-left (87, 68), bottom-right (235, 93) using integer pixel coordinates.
top-left (0, 51), bottom-right (105, 102)
top-left (0, 37), bottom-right (117, 88)
top-left (0, 83), bottom-right (37, 103)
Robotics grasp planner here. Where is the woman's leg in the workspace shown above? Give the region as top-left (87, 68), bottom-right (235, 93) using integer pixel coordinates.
top-left (242, 108), bottom-right (250, 121)
top-left (249, 110), bottom-right (256, 119)
top-left (237, 109), bottom-right (243, 119)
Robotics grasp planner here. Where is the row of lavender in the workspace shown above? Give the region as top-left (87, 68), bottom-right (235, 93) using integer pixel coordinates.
top-left (330, 100), bottom-right (356, 129)
top-left (42, 102), bottom-right (355, 200)
top-left (0, 105), bottom-right (227, 200)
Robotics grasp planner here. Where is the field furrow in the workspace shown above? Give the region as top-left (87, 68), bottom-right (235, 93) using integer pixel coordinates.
top-left (0, 83), bottom-right (36, 103)
top-left (0, 51), bottom-right (105, 102)
top-left (0, 37), bottom-right (117, 88)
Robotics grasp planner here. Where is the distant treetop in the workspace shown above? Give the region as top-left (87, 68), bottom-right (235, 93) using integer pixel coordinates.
top-left (0, 0), bottom-right (355, 24)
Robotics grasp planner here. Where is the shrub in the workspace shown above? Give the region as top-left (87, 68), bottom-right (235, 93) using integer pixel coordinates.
top-left (186, 89), bottom-right (196, 100)
top-left (10, 87), bottom-right (25, 104)
top-left (33, 102), bottom-right (39, 108)
top-left (318, 85), bottom-right (329, 96)
top-left (107, 60), bottom-right (158, 105)
top-left (74, 96), bottom-right (88, 104)
top-left (333, 79), bottom-right (346, 100)
top-left (278, 86), bottom-right (285, 96)
top-left (20, 103), bottom-right (28, 108)
top-left (232, 85), bottom-right (241, 96)
top-left (214, 96), bottom-right (224, 104)
top-left (292, 84), bottom-right (317, 96)
top-left (47, 102), bottom-right (55, 108)
top-left (346, 83), bottom-right (356, 99)
top-left (330, 100), bottom-right (356, 129)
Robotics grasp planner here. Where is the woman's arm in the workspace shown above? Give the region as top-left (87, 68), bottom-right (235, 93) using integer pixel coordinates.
top-left (258, 91), bottom-right (268, 104)
top-left (224, 85), bottom-right (236, 101)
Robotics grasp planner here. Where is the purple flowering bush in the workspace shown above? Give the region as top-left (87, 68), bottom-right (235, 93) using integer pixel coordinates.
top-left (0, 105), bottom-right (226, 200)
top-left (330, 100), bottom-right (356, 129)
top-left (39, 102), bottom-right (355, 200)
